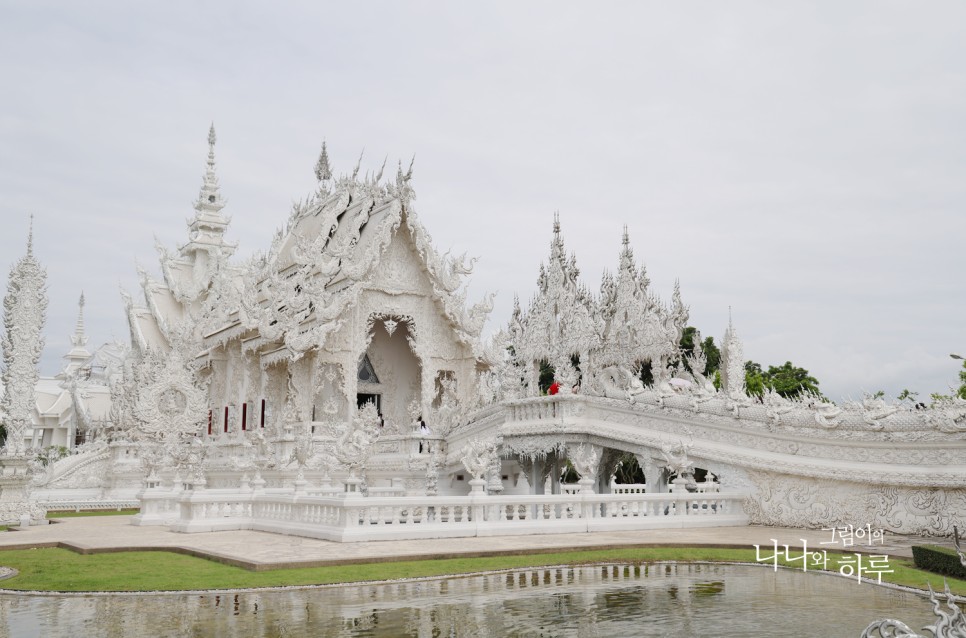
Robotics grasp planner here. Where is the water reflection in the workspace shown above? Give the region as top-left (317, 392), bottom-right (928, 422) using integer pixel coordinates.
top-left (0, 563), bottom-right (937, 637)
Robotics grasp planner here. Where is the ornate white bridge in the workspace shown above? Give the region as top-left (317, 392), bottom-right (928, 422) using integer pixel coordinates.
top-left (446, 392), bottom-right (966, 536)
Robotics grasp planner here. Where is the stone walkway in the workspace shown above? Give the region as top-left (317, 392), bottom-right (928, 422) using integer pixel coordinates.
top-left (0, 516), bottom-right (952, 571)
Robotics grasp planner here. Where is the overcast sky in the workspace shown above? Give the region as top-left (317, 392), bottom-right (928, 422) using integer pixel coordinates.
top-left (1, 1), bottom-right (964, 402)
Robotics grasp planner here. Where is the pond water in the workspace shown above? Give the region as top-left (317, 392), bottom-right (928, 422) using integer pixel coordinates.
top-left (0, 563), bottom-right (936, 637)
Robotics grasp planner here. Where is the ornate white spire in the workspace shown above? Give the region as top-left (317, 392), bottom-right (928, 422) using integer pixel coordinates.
top-left (71, 292), bottom-right (88, 347)
top-left (2, 220), bottom-right (47, 455)
top-left (63, 292), bottom-right (92, 377)
top-left (179, 124), bottom-right (234, 262)
top-left (314, 140), bottom-right (332, 182)
top-left (195, 122), bottom-right (225, 215)
top-left (720, 309), bottom-right (746, 397)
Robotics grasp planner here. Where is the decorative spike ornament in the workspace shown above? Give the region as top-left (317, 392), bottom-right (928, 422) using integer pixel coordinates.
top-left (351, 148), bottom-right (364, 180)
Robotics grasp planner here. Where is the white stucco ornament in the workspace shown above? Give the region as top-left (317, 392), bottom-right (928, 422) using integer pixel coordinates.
top-left (132, 348), bottom-right (208, 441)
top-left (333, 402), bottom-right (381, 472)
top-left (567, 443), bottom-right (601, 480)
top-left (459, 437), bottom-right (500, 481)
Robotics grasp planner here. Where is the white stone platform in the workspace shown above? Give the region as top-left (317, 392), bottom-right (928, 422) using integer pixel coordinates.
top-left (0, 515), bottom-right (945, 571)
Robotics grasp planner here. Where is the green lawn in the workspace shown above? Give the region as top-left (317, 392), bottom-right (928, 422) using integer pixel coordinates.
top-left (0, 546), bottom-right (963, 594)
top-left (45, 509), bottom-right (139, 519)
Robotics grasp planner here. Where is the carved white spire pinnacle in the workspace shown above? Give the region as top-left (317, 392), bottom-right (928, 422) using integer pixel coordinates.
top-left (549, 212), bottom-right (567, 264)
top-left (195, 123), bottom-right (224, 214)
top-left (2, 223), bottom-right (47, 455)
top-left (62, 291), bottom-right (92, 377)
top-left (314, 140), bottom-right (332, 182)
top-left (71, 292), bottom-right (88, 347)
top-left (179, 123), bottom-right (235, 263)
top-left (26, 214), bottom-right (33, 257)
top-left (618, 226), bottom-right (635, 272)
top-left (721, 308), bottom-right (746, 397)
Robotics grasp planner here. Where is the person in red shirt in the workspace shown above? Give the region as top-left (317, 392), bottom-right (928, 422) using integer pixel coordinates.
top-left (548, 381), bottom-right (560, 395)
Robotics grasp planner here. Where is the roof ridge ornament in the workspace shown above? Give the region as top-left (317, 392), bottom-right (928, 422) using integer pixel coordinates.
top-left (351, 148), bottom-right (365, 180)
top-left (375, 155), bottom-right (387, 182)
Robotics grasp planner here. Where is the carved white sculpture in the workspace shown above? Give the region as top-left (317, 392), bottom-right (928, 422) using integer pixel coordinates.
top-left (719, 312), bottom-right (745, 399)
top-left (2, 221), bottom-right (47, 456)
top-left (333, 402), bottom-right (381, 474)
top-left (861, 581), bottom-right (966, 638)
top-left (567, 443), bottom-right (601, 480)
top-left (459, 437), bottom-right (500, 482)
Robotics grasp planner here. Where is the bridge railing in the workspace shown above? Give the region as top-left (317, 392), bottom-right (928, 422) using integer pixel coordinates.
top-left (161, 488), bottom-right (749, 541)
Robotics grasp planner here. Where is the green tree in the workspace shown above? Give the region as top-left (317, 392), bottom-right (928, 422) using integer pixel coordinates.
top-left (34, 445), bottom-right (70, 467)
top-left (538, 359), bottom-right (554, 394)
top-left (679, 326), bottom-right (698, 360)
top-left (763, 361), bottom-right (821, 398)
top-left (639, 360), bottom-right (654, 386)
top-left (701, 336), bottom-right (721, 376)
top-left (897, 389), bottom-right (919, 403)
top-left (744, 360), bottom-right (766, 397)
top-left (958, 361), bottom-right (966, 400)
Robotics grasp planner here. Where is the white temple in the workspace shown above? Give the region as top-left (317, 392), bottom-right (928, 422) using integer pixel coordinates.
top-left (4, 127), bottom-right (965, 539)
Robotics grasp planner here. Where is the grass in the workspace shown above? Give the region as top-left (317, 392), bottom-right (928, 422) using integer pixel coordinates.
top-left (0, 546), bottom-right (964, 594)
top-left (45, 509), bottom-right (139, 519)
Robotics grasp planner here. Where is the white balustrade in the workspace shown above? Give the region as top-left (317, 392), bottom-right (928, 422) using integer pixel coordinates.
top-left (611, 483), bottom-right (647, 494)
top-left (161, 489), bottom-right (748, 541)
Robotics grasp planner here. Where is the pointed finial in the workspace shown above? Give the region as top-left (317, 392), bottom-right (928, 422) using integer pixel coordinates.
top-left (405, 155), bottom-right (415, 181)
top-left (552, 211), bottom-right (561, 235)
top-left (194, 123), bottom-right (225, 214)
top-left (375, 155), bottom-right (387, 182)
top-left (26, 214), bottom-right (34, 256)
top-left (314, 140), bottom-right (332, 182)
top-left (351, 148), bottom-right (365, 179)
top-left (622, 225), bottom-right (629, 247)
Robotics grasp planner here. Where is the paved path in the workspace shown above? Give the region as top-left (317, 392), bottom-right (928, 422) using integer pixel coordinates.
top-left (0, 516), bottom-right (951, 570)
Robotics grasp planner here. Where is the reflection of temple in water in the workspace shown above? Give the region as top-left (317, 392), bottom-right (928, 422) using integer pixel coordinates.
top-left (0, 564), bottom-right (937, 637)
